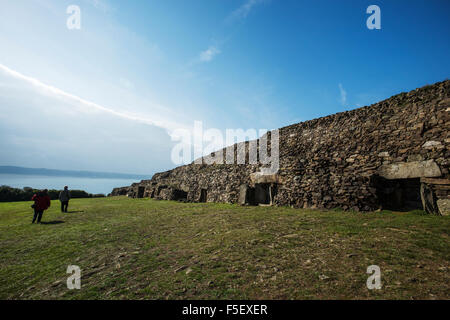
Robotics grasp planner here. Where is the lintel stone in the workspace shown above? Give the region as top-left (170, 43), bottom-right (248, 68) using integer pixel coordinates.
top-left (250, 172), bottom-right (281, 184)
top-left (378, 160), bottom-right (442, 180)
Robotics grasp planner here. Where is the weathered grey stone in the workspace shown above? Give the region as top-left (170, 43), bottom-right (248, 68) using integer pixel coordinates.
top-left (420, 183), bottom-right (439, 215)
top-left (239, 184), bottom-right (248, 205)
top-left (420, 177), bottom-right (450, 185)
top-left (378, 160), bottom-right (442, 180)
top-left (407, 154), bottom-right (423, 162)
top-left (437, 199), bottom-right (450, 216)
top-left (422, 141), bottom-right (442, 149)
top-left (250, 172), bottom-right (280, 184)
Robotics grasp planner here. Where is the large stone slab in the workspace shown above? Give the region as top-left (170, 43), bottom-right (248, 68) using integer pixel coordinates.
top-left (421, 183), bottom-right (439, 215)
top-left (437, 199), bottom-right (450, 216)
top-left (378, 160), bottom-right (442, 180)
top-left (250, 172), bottom-right (281, 184)
top-left (239, 184), bottom-right (255, 205)
top-left (420, 177), bottom-right (450, 185)
top-left (239, 184), bottom-right (249, 205)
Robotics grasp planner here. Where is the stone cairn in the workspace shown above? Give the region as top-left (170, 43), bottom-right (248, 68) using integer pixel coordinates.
top-left (110, 80), bottom-right (450, 215)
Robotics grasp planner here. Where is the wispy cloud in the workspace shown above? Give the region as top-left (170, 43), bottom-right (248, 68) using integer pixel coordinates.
top-left (338, 83), bottom-right (347, 106)
top-left (194, 0), bottom-right (268, 64)
top-left (0, 63), bottom-right (185, 134)
top-left (199, 46), bottom-right (221, 63)
top-left (84, 0), bottom-right (113, 13)
top-left (227, 0), bottom-right (267, 23)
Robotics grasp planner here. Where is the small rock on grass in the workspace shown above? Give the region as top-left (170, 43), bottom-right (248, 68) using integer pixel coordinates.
top-left (174, 265), bottom-right (188, 273)
top-left (282, 234), bottom-right (299, 239)
top-left (52, 280), bottom-right (63, 287)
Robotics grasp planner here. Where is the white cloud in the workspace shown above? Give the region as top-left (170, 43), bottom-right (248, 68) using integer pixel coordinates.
top-left (338, 83), bottom-right (347, 106)
top-left (0, 63), bottom-right (186, 135)
top-left (227, 0), bottom-right (267, 22)
top-left (195, 1), bottom-right (268, 65)
top-left (199, 46), bottom-right (221, 62)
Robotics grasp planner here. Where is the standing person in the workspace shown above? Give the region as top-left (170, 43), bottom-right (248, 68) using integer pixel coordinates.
top-left (59, 186), bottom-right (71, 213)
top-left (32, 189), bottom-right (51, 224)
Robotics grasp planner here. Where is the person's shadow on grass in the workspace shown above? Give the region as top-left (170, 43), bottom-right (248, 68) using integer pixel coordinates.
top-left (39, 221), bottom-right (65, 225)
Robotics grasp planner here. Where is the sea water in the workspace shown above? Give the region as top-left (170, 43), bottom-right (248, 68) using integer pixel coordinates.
top-left (0, 174), bottom-right (138, 195)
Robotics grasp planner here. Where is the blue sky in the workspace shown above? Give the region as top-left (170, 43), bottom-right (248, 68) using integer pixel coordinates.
top-left (0, 0), bottom-right (449, 174)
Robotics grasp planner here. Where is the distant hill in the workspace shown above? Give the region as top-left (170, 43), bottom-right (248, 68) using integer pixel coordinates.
top-left (0, 166), bottom-right (152, 180)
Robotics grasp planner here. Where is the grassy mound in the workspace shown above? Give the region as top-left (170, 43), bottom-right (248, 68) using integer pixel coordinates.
top-left (0, 197), bottom-right (448, 299)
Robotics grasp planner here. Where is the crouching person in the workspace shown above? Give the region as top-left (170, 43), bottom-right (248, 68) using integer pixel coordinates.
top-left (32, 189), bottom-right (51, 224)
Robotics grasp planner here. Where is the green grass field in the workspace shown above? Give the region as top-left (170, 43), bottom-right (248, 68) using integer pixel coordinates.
top-left (0, 197), bottom-right (448, 300)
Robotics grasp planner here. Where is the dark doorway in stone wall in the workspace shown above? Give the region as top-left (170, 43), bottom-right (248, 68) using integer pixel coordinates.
top-left (255, 183), bottom-right (278, 205)
top-left (199, 189), bottom-right (207, 203)
top-left (137, 186), bottom-right (145, 198)
top-left (173, 189), bottom-right (188, 201)
top-left (374, 177), bottom-right (422, 211)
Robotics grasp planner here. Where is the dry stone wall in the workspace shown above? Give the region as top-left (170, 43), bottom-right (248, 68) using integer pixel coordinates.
top-left (111, 80), bottom-right (450, 214)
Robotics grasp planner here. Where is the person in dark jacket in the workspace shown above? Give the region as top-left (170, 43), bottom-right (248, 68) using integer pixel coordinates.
top-left (59, 186), bottom-right (71, 213)
top-left (32, 189), bottom-right (51, 223)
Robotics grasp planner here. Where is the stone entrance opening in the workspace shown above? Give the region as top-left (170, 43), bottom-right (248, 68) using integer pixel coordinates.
top-left (199, 189), bottom-right (207, 203)
top-left (254, 183), bottom-right (277, 205)
top-left (374, 177), bottom-right (422, 211)
top-left (255, 184), bottom-right (270, 204)
top-left (173, 189), bottom-right (188, 201)
top-left (137, 186), bottom-right (145, 198)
